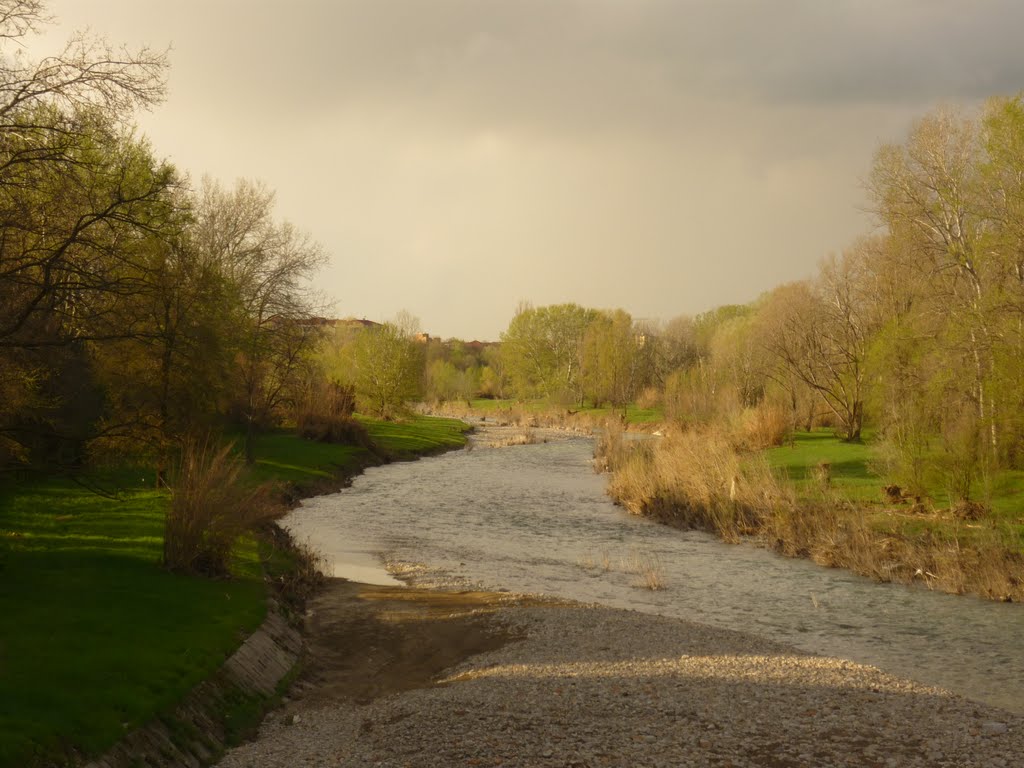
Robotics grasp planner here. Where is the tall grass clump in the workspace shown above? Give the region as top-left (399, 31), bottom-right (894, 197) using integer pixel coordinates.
top-left (607, 427), bottom-right (791, 541)
top-left (164, 436), bottom-right (278, 576)
top-left (593, 418), bottom-right (629, 473)
top-left (737, 402), bottom-right (792, 449)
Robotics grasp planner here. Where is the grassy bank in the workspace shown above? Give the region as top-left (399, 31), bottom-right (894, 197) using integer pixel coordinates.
top-left (765, 431), bottom-right (1024, 555)
top-left (0, 415), bottom-right (469, 768)
top-left (428, 398), bottom-right (663, 429)
top-left (600, 426), bottom-right (1024, 601)
top-left (0, 473), bottom-right (267, 767)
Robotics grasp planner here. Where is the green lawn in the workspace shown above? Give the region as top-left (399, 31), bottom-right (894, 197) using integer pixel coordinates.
top-left (0, 414), bottom-right (469, 767)
top-left (763, 430), bottom-right (1024, 552)
top-left (765, 430), bottom-right (880, 504)
top-left (0, 475), bottom-right (265, 767)
top-left (468, 398), bottom-right (663, 426)
top-left (247, 432), bottom-right (367, 487)
top-left (359, 414), bottom-right (471, 455)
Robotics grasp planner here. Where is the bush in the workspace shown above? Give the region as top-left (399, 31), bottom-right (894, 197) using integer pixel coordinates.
top-left (296, 413), bottom-right (373, 447)
top-left (738, 402), bottom-right (792, 449)
top-left (164, 436), bottom-right (277, 576)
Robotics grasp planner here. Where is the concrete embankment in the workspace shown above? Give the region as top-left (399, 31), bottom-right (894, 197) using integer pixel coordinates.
top-left (85, 602), bottom-right (302, 768)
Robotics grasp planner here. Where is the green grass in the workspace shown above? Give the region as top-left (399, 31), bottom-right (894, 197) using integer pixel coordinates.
top-left (359, 414), bottom-right (471, 455)
top-left (0, 475), bottom-right (265, 768)
top-left (468, 398), bottom-right (664, 425)
top-left (247, 414), bottom-right (470, 489)
top-left (763, 430), bottom-right (1024, 553)
top-left (578, 404), bottom-right (664, 424)
top-left (247, 432), bottom-right (367, 487)
top-left (0, 414), bottom-right (468, 767)
top-left (765, 430), bottom-right (880, 503)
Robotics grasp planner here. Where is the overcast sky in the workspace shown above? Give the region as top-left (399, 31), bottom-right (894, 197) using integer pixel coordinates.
top-left (39, 1), bottom-right (1024, 340)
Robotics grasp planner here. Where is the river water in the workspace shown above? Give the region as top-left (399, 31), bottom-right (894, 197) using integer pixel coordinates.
top-left (283, 434), bottom-right (1024, 715)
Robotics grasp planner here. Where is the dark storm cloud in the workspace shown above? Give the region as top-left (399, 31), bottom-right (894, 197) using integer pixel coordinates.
top-left (41, 0), bottom-right (1024, 339)
top-left (248, 0), bottom-right (1024, 128)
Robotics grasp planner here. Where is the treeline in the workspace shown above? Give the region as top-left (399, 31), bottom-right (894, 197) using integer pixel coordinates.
top-left (651, 95), bottom-right (1024, 505)
top-left (413, 95), bottom-right (1024, 508)
top-left (0, 4), bottom-right (325, 478)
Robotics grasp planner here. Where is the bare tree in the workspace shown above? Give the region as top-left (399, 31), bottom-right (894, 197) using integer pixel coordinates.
top-left (192, 178), bottom-right (326, 462)
top-left (759, 252), bottom-right (872, 442)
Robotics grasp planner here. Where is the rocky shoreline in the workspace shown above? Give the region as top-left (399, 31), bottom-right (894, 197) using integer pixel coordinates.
top-left (215, 580), bottom-right (1021, 768)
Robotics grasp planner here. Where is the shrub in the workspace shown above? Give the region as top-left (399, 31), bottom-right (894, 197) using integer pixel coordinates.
top-left (738, 402), bottom-right (792, 449)
top-left (164, 436), bottom-right (278, 577)
top-left (296, 413), bottom-right (373, 447)
top-left (635, 386), bottom-right (662, 410)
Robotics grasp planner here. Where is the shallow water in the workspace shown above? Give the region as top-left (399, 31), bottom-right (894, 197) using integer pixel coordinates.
top-left (283, 436), bottom-right (1024, 714)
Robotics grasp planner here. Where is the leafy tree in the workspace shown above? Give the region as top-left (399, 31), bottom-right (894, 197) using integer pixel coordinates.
top-left (0, 0), bottom-right (170, 470)
top-left (581, 309), bottom-right (638, 410)
top-left (500, 302), bottom-right (597, 403)
top-left (353, 312), bottom-right (423, 419)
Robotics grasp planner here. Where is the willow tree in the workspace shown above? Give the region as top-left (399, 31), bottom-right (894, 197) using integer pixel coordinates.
top-left (353, 312), bottom-right (423, 419)
top-left (581, 309), bottom-right (638, 410)
top-left (500, 302), bottom-right (597, 403)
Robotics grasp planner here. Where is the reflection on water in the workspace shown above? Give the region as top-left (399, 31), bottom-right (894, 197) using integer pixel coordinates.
top-left (283, 436), bottom-right (1024, 714)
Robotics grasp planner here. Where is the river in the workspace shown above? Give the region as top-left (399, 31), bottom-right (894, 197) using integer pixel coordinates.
top-left (282, 432), bottom-right (1024, 715)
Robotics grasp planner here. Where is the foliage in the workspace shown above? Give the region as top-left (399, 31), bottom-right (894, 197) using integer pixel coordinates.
top-left (500, 302), bottom-right (598, 403)
top-left (353, 313), bottom-right (424, 419)
top-left (580, 308), bottom-right (639, 409)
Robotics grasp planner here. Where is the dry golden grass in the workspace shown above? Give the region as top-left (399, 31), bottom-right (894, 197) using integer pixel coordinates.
top-left (578, 547), bottom-right (666, 590)
top-left (737, 402), bottom-right (792, 450)
top-left (601, 424), bottom-right (1024, 601)
top-left (607, 427), bottom-right (786, 542)
top-left (592, 418), bottom-right (628, 473)
top-left (621, 549), bottom-right (666, 590)
top-left (164, 436), bottom-right (279, 576)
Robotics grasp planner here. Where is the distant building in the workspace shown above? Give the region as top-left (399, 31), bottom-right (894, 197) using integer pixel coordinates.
top-left (339, 317), bottom-right (381, 330)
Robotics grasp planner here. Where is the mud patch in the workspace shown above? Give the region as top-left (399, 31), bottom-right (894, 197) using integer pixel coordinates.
top-left (295, 580), bottom-right (527, 706)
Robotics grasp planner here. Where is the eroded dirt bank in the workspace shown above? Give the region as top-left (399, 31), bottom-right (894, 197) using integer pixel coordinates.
top-left (216, 579), bottom-right (1022, 768)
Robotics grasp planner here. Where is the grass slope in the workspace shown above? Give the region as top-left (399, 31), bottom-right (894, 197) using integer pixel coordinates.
top-left (765, 430), bottom-right (1024, 554)
top-left (0, 474), bottom-right (265, 767)
top-left (0, 415), bottom-right (469, 768)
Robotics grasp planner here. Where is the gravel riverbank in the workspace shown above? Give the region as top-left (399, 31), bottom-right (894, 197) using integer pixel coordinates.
top-left (215, 580), bottom-right (1020, 768)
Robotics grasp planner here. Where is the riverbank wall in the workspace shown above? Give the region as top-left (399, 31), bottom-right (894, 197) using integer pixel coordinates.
top-left (85, 602), bottom-right (302, 768)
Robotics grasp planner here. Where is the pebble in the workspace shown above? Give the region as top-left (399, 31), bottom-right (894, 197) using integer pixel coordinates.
top-left (216, 598), bottom-right (1024, 768)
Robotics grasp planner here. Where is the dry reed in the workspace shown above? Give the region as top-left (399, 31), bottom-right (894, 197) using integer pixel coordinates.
top-left (601, 423), bottom-right (1024, 601)
top-left (164, 436), bottom-right (279, 577)
top-left (578, 546), bottom-right (666, 590)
